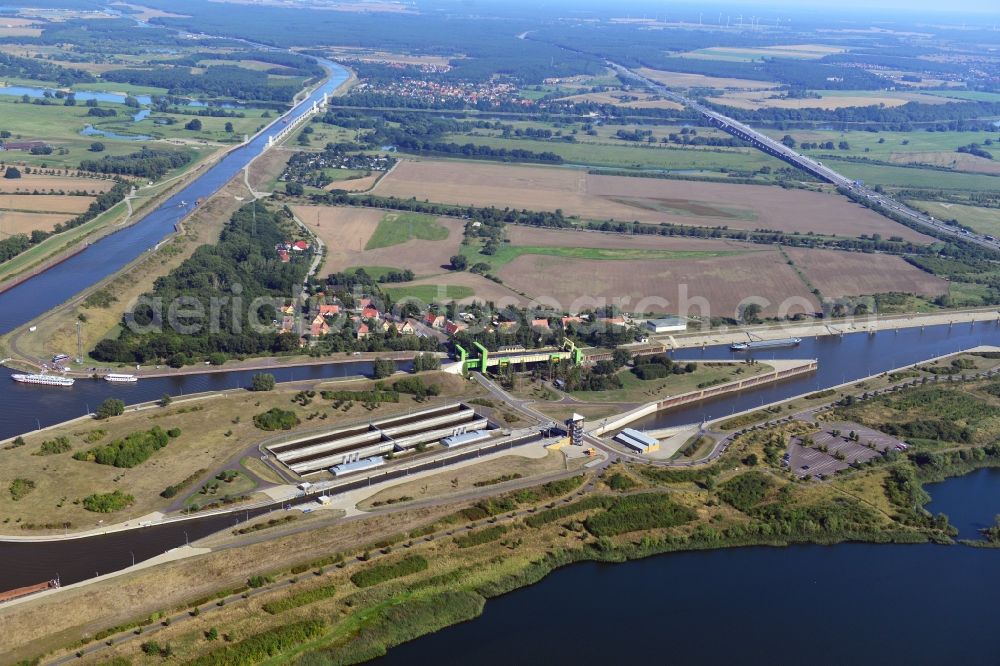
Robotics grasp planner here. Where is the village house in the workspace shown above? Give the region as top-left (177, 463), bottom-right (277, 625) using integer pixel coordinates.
top-left (531, 318), bottom-right (551, 331)
top-left (445, 320), bottom-right (468, 336)
top-left (355, 322), bottom-right (370, 340)
top-left (310, 314), bottom-right (330, 338)
top-left (424, 313), bottom-right (446, 329)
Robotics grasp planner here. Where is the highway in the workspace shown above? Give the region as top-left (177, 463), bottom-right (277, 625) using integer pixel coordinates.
top-left (612, 63), bottom-right (1000, 253)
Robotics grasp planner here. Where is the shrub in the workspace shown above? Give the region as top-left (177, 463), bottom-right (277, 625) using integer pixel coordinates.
top-left (82, 490), bottom-right (134, 513)
top-left (253, 408), bottom-right (300, 431)
top-left (249, 373), bottom-right (276, 392)
top-left (35, 436), bottom-right (71, 456)
top-left (185, 619), bottom-right (325, 666)
top-left (161, 468), bottom-right (207, 498)
top-left (95, 398), bottom-right (125, 420)
top-left (73, 426), bottom-right (170, 468)
top-left (454, 525), bottom-right (508, 548)
top-left (525, 496), bottom-right (614, 528)
top-left (717, 471), bottom-right (775, 513)
top-left (9, 478), bottom-right (35, 501)
top-left (606, 473), bottom-right (637, 491)
top-left (350, 555), bottom-right (428, 588)
top-left (262, 584), bottom-right (336, 614)
top-left (584, 493), bottom-right (696, 536)
top-left (247, 574), bottom-right (273, 588)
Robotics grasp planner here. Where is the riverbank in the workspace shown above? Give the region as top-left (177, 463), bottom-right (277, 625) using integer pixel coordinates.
top-left (661, 307), bottom-right (1000, 350)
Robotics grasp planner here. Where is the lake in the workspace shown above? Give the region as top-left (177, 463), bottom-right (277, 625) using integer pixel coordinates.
top-left (377, 470), bottom-right (1000, 665)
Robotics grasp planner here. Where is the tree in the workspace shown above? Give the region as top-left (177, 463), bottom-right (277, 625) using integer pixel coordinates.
top-left (95, 398), bottom-right (125, 419)
top-left (449, 254), bottom-right (468, 271)
top-left (373, 358), bottom-right (396, 379)
top-left (185, 118), bottom-right (203, 131)
top-left (205, 627), bottom-right (219, 641)
top-left (740, 303), bottom-right (762, 324)
top-left (249, 372), bottom-right (276, 392)
top-left (3, 167), bottom-right (21, 179)
top-left (224, 121), bottom-right (234, 133)
top-left (781, 134), bottom-right (796, 148)
top-left (158, 393), bottom-right (172, 407)
top-left (88, 142), bottom-right (105, 152)
top-left (285, 182), bottom-right (304, 196)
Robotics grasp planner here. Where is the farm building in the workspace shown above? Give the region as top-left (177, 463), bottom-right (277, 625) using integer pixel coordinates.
top-left (646, 316), bottom-right (688, 333)
top-left (614, 428), bottom-right (660, 454)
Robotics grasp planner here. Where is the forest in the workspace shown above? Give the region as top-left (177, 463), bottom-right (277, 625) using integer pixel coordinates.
top-left (103, 65), bottom-right (305, 103)
top-left (92, 204), bottom-right (309, 365)
top-left (79, 148), bottom-right (191, 180)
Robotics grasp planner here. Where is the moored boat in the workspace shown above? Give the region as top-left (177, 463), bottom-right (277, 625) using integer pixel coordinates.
top-left (731, 337), bottom-right (802, 352)
top-left (104, 373), bottom-right (138, 383)
top-left (11, 373), bottom-right (75, 387)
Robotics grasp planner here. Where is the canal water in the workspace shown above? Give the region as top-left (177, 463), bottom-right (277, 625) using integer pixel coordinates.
top-left (377, 470), bottom-right (1000, 666)
top-left (634, 320), bottom-right (1000, 429)
top-left (0, 59), bottom-right (349, 335)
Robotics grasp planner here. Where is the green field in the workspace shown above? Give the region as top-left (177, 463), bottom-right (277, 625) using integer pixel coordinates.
top-left (923, 90), bottom-right (1000, 103)
top-left (441, 133), bottom-right (785, 173)
top-left (829, 159), bottom-right (1000, 192)
top-left (459, 242), bottom-right (752, 271)
top-left (762, 128), bottom-right (1000, 161)
top-left (908, 200), bottom-right (1000, 236)
top-left (383, 284), bottom-right (474, 302)
top-left (365, 212), bottom-right (450, 250)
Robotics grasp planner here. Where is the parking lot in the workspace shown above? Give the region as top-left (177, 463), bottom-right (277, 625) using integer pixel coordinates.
top-left (786, 422), bottom-right (907, 480)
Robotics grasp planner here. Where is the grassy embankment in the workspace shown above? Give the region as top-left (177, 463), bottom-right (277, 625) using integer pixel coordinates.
top-left (24, 385), bottom-right (988, 666)
top-left (0, 372), bottom-right (480, 533)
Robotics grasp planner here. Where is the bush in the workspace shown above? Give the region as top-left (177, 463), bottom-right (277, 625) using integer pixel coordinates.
top-left (35, 436), bottom-right (71, 456)
top-left (350, 555), bottom-right (428, 588)
top-left (82, 490), bottom-right (135, 513)
top-left (9, 478), bottom-right (35, 501)
top-left (89, 142), bottom-right (105, 152)
top-left (161, 468), bottom-right (207, 498)
top-left (185, 619), bottom-right (325, 666)
top-left (584, 493), bottom-right (696, 537)
top-left (249, 373), bottom-right (276, 392)
top-left (454, 525), bottom-right (508, 548)
top-left (247, 574), bottom-right (273, 588)
top-left (253, 408), bottom-right (300, 431)
top-left (262, 584), bottom-right (336, 614)
top-left (3, 166), bottom-right (21, 179)
top-left (95, 398), bottom-right (125, 419)
top-left (73, 426), bottom-right (170, 468)
top-left (606, 473), bottom-right (637, 492)
top-left (525, 496), bottom-right (613, 528)
top-left (718, 471), bottom-right (775, 513)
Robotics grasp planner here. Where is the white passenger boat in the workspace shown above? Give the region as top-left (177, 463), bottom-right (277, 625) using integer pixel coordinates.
top-left (11, 374), bottom-right (75, 387)
top-left (104, 373), bottom-right (138, 383)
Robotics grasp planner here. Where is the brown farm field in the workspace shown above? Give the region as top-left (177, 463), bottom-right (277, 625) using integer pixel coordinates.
top-left (0, 194), bottom-right (94, 214)
top-left (373, 160), bottom-right (931, 242)
top-left (505, 226), bottom-right (755, 252)
top-left (888, 151), bottom-right (1000, 175)
top-left (0, 211), bottom-right (71, 235)
top-left (784, 247), bottom-right (949, 299)
top-left (291, 205), bottom-right (464, 274)
top-left (0, 174), bottom-right (115, 194)
top-left (496, 249), bottom-right (820, 318)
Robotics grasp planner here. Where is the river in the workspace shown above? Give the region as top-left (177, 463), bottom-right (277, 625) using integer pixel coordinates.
top-left (377, 470), bottom-right (1000, 666)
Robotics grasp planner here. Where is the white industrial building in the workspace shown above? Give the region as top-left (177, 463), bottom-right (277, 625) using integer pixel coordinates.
top-left (645, 316), bottom-right (688, 334)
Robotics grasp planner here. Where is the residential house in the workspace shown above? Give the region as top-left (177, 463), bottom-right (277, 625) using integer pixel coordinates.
top-left (445, 320), bottom-right (468, 336)
top-left (310, 314), bottom-right (330, 338)
top-left (318, 303), bottom-right (340, 317)
top-left (424, 313), bottom-right (446, 329)
top-left (531, 318), bottom-right (551, 331)
top-left (291, 240), bottom-right (310, 252)
top-left (355, 323), bottom-right (370, 340)
top-left (398, 319), bottom-right (417, 335)
top-left (362, 306), bottom-right (380, 320)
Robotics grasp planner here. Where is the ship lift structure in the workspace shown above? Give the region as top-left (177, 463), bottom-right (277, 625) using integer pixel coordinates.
top-left (453, 339), bottom-right (583, 374)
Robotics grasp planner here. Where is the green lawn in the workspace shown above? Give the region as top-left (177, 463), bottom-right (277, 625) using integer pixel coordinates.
top-left (365, 212), bottom-right (450, 250)
top-left (761, 128), bottom-right (1000, 161)
top-left (441, 133), bottom-right (784, 173)
top-left (907, 200), bottom-right (1000, 236)
top-left (570, 362), bottom-right (771, 404)
top-left (828, 159), bottom-right (1000, 192)
top-left (383, 284), bottom-right (474, 302)
top-left (459, 241), bottom-right (752, 271)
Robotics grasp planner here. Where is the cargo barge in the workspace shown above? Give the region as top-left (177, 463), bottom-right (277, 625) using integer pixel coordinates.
top-left (730, 337), bottom-right (802, 352)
